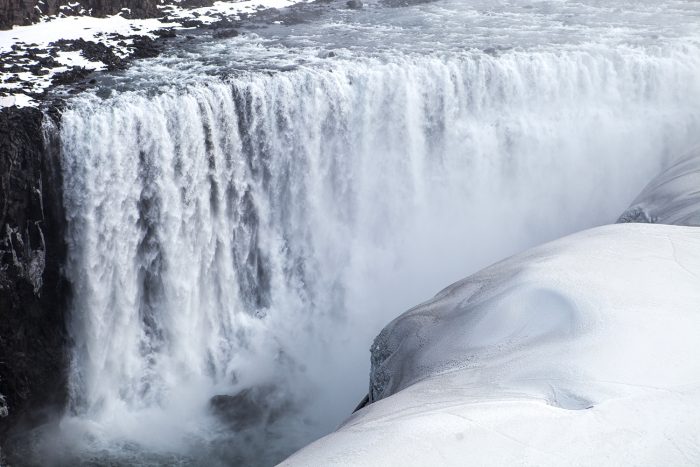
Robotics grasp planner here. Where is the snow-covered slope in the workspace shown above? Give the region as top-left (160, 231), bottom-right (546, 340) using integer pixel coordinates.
top-left (282, 150), bottom-right (700, 466)
top-left (619, 146), bottom-right (700, 227)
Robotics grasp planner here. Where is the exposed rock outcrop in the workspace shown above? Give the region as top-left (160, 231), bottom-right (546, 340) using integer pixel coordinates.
top-left (0, 0), bottom-right (229, 30)
top-left (0, 106), bottom-right (68, 436)
top-left (0, 0), bottom-right (158, 29)
top-left (209, 386), bottom-right (290, 430)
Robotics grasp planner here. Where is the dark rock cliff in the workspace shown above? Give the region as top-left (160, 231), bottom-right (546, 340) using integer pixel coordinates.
top-left (0, 0), bottom-right (160, 29)
top-left (0, 106), bottom-right (68, 437)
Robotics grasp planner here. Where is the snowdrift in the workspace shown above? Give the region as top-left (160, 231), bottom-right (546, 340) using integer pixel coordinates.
top-left (282, 149), bottom-right (700, 466)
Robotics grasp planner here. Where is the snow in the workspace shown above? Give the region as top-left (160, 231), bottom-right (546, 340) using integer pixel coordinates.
top-left (0, 15), bottom-right (174, 107)
top-left (0, 94), bottom-right (36, 108)
top-left (284, 223), bottom-right (700, 466)
top-left (282, 151), bottom-right (700, 466)
top-left (0, 0), bottom-right (312, 108)
top-left (160, 0), bottom-right (311, 24)
top-left (0, 15), bottom-right (176, 54)
top-left (55, 50), bottom-right (105, 70)
top-left (12, 94), bottom-right (36, 107)
top-left (619, 146), bottom-right (700, 227)
top-left (0, 96), bottom-right (15, 107)
top-left (0, 0), bottom-right (311, 54)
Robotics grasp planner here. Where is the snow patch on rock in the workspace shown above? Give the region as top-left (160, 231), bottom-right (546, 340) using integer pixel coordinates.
top-left (0, 0), bottom-right (311, 107)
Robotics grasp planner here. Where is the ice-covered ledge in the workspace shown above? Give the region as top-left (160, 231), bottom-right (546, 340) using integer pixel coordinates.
top-left (282, 148), bottom-right (700, 466)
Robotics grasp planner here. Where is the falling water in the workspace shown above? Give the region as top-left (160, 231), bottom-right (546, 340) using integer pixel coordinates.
top-left (48, 0), bottom-right (700, 465)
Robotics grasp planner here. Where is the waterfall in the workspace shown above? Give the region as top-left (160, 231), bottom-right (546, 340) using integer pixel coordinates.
top-left (57, 44), bottom-right (700, 464)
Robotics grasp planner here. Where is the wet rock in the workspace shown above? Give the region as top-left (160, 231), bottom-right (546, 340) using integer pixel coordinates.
top-left (0, 106), bottom-right (69, 439)
top-left (30, 67), bottom-right (50, 76)
top-left (208, 18), bottom-right (241, 30)
top-left (209, 385), bottom-right (290, 430)
top-left (213, 29), bottom-right (240, 39)
top-left (51, 38), bottom-right (127, 71)
top-left (381, 0), bottom-right (434, 6)
top-left (130, 36), bottom-right (161, 59)
top-left (180, 18), bottom-right (205, 28)
top-left (36, 56), bottom-right (60, 68)
top-left (154, 28), bottom-right (177, 38)
top-left (176, 0), bottom-right (215, 7)
top-left (51, 67), bottom-right (92, 86)
top-left (347, 0), bottom-right (363, 9)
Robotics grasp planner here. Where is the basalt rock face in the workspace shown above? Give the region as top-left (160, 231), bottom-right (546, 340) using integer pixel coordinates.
top-left (0, 106), bottom-right (69, 437)
top-left (0, 0), bottom-right (158, 29)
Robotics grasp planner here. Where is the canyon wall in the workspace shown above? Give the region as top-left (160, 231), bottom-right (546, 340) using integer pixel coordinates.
top-left (0, 107), bottom-right (68, 434)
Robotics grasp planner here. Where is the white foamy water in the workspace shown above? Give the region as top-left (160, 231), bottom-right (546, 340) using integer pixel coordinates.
top-left (37, 0), bottom-right (700, 465)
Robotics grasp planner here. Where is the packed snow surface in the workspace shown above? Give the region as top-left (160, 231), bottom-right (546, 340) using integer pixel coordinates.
top-left (283, 222), bottom-right (700, 466)
top-left (620, 147), bottom-right (700, 227)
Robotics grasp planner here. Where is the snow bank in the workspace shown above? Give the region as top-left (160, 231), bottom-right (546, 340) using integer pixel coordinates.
top-left (619, 146), bottom-right (700, 227)
top-left (283, 223), bottom-right (700, 466)
top-left (283, 149), bottom-right (700, 465)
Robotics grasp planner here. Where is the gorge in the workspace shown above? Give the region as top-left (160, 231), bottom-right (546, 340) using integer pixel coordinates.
top-left (1, 0), bottom-right (700, 465)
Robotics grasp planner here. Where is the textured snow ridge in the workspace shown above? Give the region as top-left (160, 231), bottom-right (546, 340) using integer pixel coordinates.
top-left (283, 223), bottom-right (700, 466)
top-left (619, 146), bottom-right (700, 227)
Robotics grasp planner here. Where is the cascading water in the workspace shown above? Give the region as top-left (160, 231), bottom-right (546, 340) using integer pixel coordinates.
top-left (35, 0), bottom-right (700, 465)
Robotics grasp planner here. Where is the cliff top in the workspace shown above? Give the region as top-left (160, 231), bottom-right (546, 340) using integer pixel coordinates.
top-left (0, 0), bottom-right (311, 108)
